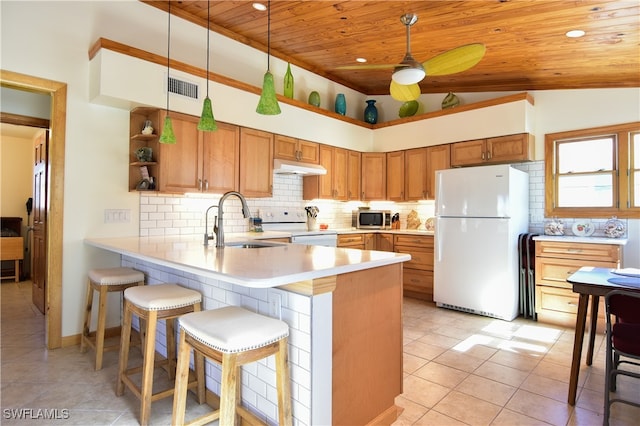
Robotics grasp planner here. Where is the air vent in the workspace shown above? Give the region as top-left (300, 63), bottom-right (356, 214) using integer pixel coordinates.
top-left (167, 76), bottom-right (199, 99)
top-left (437, 303), bottom-right (508, 321)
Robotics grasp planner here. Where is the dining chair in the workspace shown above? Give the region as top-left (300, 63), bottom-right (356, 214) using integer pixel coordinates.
top-left (604, 289), bottom-right (640, 425)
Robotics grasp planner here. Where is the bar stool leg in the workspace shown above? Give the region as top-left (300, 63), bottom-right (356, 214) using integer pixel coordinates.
top-left (140, 310), bottom-right (158, 426)
top-left (172, 330), bottom-right (190, 426)
top-left (276, 338), bottom-right (293, 426)
top-left (165, 318), bottom-right (177, 380)
top-left (116, 299), bottom-right (133, 397)
top-left (219, 353), bottom-right (239, 425)
top-left (80, 280), bottom-right (94, 354)
top-left (94, 285), bottom-right (109, 370)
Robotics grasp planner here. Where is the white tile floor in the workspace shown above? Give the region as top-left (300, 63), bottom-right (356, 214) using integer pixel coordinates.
top-left (1, 280), bottom-right (639, 425)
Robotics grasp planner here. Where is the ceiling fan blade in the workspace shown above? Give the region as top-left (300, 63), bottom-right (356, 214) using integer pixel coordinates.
top-left (335, 64), bottom-right (400, 70)
top-left (390, 81), bottom-right (421, 102)
top-left (423, 43), bottom-right (486, 76)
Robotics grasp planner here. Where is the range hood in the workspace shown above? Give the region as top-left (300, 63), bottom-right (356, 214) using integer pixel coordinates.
top-left (273, 159), bottom-right (327, 175)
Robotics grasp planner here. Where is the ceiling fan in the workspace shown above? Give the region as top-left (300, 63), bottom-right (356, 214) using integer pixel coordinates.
top-left (337, 13), bottom-right (486, 102)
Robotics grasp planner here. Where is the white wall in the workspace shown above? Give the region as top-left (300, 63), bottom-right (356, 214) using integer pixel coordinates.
top-left (1, 1), bottom-right (638, 338)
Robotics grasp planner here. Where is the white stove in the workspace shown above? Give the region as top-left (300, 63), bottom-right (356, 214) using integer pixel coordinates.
top-left (260, 208), bottom-right (337, 246)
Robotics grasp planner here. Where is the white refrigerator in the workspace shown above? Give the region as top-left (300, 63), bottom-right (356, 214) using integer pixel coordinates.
top-left (434, 164), bottom-right (529, 321)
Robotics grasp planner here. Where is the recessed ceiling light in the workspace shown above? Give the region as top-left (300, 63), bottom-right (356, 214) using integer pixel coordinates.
top-left (252, 3), bottom-right (267, 11)
top-left (356, 58), bottom-right (367, 63)
top-left (566, 29), bottom-right (586, 38)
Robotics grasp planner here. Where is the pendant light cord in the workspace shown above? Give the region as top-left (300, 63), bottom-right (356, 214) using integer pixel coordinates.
top-left (166, 0), bottom-right (171, 113)
top-left (267, 0), bottom-right (271, 71)
top-left (205, 0), bottom-right (210, 97)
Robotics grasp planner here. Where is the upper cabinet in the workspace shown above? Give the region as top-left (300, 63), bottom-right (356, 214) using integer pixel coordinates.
top-left (386, 151), bottom-right (405, 201)
top-left (346, 150), bottom-right (361, 201)
top-left (274, 135), bottom-right (319, 163)
top-left (404, 145), bottom-right (451, 201)
top-left (303, 145), bottom-right (348, 200)
top-left (202, 122), bottom-right (240, 194)
top-left (129, 107), bottom-right (160, 192)
top-left (361, 153), bottom-right (386, 201)
top-left (158, 111), bottom-right (202, 193)
top-left (239, 128), bottom-right (273, 197)
top-left (450, 133), bottom-right (534, 167)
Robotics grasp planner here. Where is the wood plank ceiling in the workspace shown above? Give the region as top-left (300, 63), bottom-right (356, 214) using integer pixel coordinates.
top-left (142, 1), bottom-right (639, 95)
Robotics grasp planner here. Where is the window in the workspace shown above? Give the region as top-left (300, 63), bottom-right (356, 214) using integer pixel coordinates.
top-left (545, 122), bottom-right (640, 219)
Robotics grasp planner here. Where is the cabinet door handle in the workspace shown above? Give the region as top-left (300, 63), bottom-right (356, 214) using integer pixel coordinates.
top-left (362, 192), bottom-right (365, 199)
top-left (198, 179), bottom-right (203, 191)
top-left (487, 151), bottom-right (491, 160)
top-left (481, 152), bottom-right (485, 160)
top-left (204, 180), bottom-right (209, 191)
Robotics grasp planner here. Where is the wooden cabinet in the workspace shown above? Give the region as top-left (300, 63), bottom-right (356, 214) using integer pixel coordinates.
top-left (202, 122), bottom-right (240, 194)
top-left (450, 133), bottom-right (533, 167)
top-left (376, 233), bottom-right (394, 252)
top-left (534, 240), bottom-right (622, 327)
top-left (274, 135), bottom-right (319, 163)
top-left (156, 113), bottom-right (240, 194)
top-left (386, 151), bottom-right (405, 201)
top-left (129, 107), bottom-right (160, 191)
top-left (361, 152), bottom-right (386, 200)
top-left (393, 234), bottom-right (434, 301)
top-left (405, 145), bottom-right (451, 200)
top-left (303, 145), bottom-right (349, 200)
top-left (239, 128), bottom-right (273, 197)
top-left (346, 150), bottom-right (361, 201)
top-left (158, 111), bottom-right (202, 193)
top-left (338, 233), bottom-right (367, 249)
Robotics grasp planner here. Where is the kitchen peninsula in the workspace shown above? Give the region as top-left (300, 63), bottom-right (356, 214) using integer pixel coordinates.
top-left (85, 235), bottom-right (410, 426)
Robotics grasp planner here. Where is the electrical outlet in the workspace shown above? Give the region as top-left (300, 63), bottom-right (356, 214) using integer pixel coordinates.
top-left (268, 291), bottom-right (282, 319)
top-left (104, 209), bottom-right (131, 223)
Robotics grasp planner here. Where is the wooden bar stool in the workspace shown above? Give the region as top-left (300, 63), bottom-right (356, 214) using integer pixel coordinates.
top-left (172, 306), bottom-right (292, 426)
top-left (80, 267), bottom-right (145, 370)
top-left (116, 283), bottom-right (203, 426)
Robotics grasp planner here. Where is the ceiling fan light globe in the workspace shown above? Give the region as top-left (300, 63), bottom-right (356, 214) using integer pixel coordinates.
top-left (392, 67), bottom-right (425, 85)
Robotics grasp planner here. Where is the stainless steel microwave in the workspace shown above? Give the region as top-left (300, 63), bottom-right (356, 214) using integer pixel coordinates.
top-left (352, 210), bottom-right (391, 229)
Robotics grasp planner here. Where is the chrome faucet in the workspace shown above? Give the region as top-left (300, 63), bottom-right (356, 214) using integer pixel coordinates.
top-left (213, 191), bottom-right (251, 248)
top-left (203, 204), bottom-right (219, 246)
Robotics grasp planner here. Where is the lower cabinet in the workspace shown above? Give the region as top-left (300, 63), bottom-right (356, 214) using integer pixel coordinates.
top-left (534, 240), bottom-right (622, 328)
top-left (393, 234), bottom-right (434, 301)
top-left (376, 234), bottom-right (394, 252)
top-left (337, 233), bottom-right (374, 250)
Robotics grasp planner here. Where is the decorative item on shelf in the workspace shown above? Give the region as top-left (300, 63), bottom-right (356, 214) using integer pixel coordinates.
top-left (135, 147), bottom-right (153, 162)
top-left (159, 1), bottom-right (176, 144)
top-left (407, 210), bottom-right (420, 229)
top-left (334, 93), bottom-right (346, 115)
top-left (141, 120), bottom-right (154, 135)
top-left (441, 92), bottom-right (460, 109)
top-left (604, 216), bottom-right (625, 238)
top-left (544, 216), bottom-right (564, 236)
top-left (284, 63), bottom-right (294, 99)
top-left (197, 0), bottom-right (218, 131)
top-left (364, 99), bottom-right (378, 124)
top-left (308, 91), bottom-right (320, 107)
top-left (572, 221), bottom-right (594, 237)
top-left (399, 100), bottom-right (419, 117)
top-left (256, 0), bottom-right (281, 115)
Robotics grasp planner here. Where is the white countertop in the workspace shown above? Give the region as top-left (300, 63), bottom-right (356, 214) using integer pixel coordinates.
top-left (532, 235), bottom-right (628, 245)
top-left (85, 235), bottom-right (411, 288)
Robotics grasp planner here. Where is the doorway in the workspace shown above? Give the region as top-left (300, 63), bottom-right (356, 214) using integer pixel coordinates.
top-left (0, 70), bottom-right (66, 349)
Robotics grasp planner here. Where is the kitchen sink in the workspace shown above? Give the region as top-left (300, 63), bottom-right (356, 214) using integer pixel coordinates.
top-left (224, 241), bottom-right (285, 249)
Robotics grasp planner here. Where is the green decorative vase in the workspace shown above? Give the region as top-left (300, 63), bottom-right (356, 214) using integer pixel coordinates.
top-left (284, 63), bottom-right (294, 99)
top-left (308, 91), bottom-right (320, 107)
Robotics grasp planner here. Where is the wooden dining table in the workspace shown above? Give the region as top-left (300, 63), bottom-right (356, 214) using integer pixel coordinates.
top-left (565, 266), bottom-right (640, 405)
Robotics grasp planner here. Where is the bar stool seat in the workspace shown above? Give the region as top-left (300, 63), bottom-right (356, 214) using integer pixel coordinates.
top-left (116, 283), bottom-right (203, 426)
top-left (172, 306), bottom-right (292, 426)
top-left (80, 267), bottom-right (145, 370)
